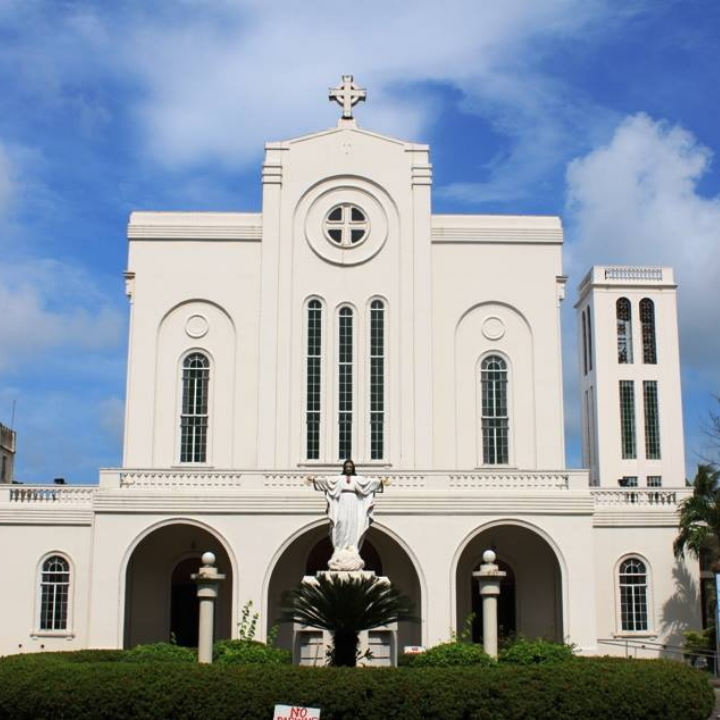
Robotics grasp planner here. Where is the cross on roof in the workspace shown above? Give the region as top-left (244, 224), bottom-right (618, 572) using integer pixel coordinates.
top-left (329, 75), bottom-right (366, 120)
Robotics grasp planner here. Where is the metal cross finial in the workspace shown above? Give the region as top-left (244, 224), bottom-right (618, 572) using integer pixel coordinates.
top-left (329, 75), bottom-right (366, 119)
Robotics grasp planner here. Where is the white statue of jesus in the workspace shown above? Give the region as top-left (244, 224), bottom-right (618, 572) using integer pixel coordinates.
top-left (306, 459), bottom-right (390, 571)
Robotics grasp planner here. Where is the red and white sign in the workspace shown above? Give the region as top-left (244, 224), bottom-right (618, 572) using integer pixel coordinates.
top-left (274, 705), bottom-right (321, 720)
top-left (403, 645), bottom-right (426, 654)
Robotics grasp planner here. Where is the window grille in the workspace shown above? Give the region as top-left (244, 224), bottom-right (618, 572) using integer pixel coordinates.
top-left (481, 356), bottom-right (509, 464)
top-left (338, 307), bottom-right (353, 460)
top-left (619, 558), bottom-right (649, 632)
top-left (180, 353), bottom-right (209, 463)
top-left (619, 381), bottom-right (636, 459)
top-left (643, 381), bottom-right (661, 459)
top-left (369, 300), bottom-right (385, 460)
top-left (40, 556), bottom-right (70, 631)
top-left (324, 204), bottom-right (369, 246)
top-left (616, 298), bottom-right (633, 363)
top-left (640, 298), bottom-right (657, 364)
top-left (306, 300), bottom-right (322, 459)
top-left (647, 475), bottom-right (662, 487)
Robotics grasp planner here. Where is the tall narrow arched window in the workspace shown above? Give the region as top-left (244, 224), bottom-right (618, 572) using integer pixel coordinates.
top-left (616, 298), bottom-right (633, 363)
top-left (338, 307), bottom-right (354, 460)
top-left (39, 555), bottom-right (70, 631)
top-left (180, 352), bottom-right (210, 463)
top-left (481, 355), bottom-right (509, 464)
top-left (619, 557), bottom-right (649, 632)
top-left (586, 305), bottom-right (594, 371)
top-left (369, 300), bottom-right (385, 460)
top-left (640, 298), bottom-right (657, 364)
top-left (581, 310), bottom-right (588, 376)
top-left (306, 300), bottom-right (322, 460)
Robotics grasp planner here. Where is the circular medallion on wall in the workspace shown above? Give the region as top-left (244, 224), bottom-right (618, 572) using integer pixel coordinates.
top-left (481, 316), bottom-right (505, 341)
top-left (185, 314), bottom-right (209, 338)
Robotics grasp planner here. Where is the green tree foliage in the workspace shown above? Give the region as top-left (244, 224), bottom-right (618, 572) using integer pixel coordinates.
top-left (674, 464), bottom-right (720, 559)
top-left (280, 574), bottom-right (415, 667)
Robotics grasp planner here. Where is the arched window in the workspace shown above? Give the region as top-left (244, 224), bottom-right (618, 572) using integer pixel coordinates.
top-left (618, 557), bottom-right (649, 632)
top-left (39, 555), bottom-right (70, 631)
top-left (180, 352), bottom-right (210, 463)
top-left (587, 305), bottom-right (594, 371)
top-left (616, 298), bottom-right (633, 364)
top-left (369, 300), bottom-right (385, 460)
top-left (338, 307), bottom-right (354, 460)
top-left (481, 355), bottom-right (509, 464)
top-left (306, 300), bottom-right (322, 460)
top-left (581, 310), bottom-right (588, 376)
top-left (640, 298), bottom-right (657, 364)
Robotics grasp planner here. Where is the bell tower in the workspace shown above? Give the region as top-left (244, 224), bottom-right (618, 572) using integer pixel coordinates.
top-left (575, 266), bottom-right (685, 488)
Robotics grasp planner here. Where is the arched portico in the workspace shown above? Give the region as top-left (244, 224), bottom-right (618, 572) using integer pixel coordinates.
top-left (455, 522), bottom-right (564, 642)
top-left (266, 522), bottom-right (423, 655)
top-left (123, 522), bottom-right (234, 648)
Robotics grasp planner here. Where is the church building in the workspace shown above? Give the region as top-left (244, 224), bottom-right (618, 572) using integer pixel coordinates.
top-left (0, 77), bottom-right (698, 662)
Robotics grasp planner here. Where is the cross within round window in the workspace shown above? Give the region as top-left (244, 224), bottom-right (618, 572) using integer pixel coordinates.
top-left (323, 204), bottom-right (369, 247)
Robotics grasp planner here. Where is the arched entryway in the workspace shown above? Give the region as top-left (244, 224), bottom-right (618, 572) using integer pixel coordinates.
top-left (456, 523), bottom-right (563, 642)
top-left (124, 522), bottom-right (234, 648)
top-left (266, 523), bottom-right (422, 655)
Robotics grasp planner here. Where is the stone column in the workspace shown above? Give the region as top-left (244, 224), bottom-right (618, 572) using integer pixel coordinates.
top-left (192, 552), bottom-right (226, 664)
top-left (473, 550), bottom-right (506, 659)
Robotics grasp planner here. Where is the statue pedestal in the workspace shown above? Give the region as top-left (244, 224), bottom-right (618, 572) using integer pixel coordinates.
top-left (293, 571), bottom-right (397, 667)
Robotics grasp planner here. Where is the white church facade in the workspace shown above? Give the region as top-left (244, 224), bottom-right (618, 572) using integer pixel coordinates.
top-left (0, 77), bottom-right (699, 661)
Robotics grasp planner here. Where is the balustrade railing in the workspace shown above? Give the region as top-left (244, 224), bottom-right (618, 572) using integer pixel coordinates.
top-left (8, 486), bottom-right (96, 504)
top-left (4, 474), bottom-right (685, 513)
top-left (591, 489), bottom-right (680, 507)
top-left (603, 267), bottom-right (664, 282)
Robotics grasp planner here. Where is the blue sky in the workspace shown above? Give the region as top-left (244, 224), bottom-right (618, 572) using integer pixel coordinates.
top-left (0, 0), bottom-right (718, 482)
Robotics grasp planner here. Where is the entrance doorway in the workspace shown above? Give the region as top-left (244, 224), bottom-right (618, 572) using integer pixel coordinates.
top-left (124, 523), bottom-right (233, 648)
top-left (170, 558), bottom-right (201, 647)
top-left (456, 523), bottom-right (563, 642)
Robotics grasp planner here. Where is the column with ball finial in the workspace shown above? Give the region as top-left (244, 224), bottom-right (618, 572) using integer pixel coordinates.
top-left (473, 550), bottom-right (506, 659)
top-left (192, 552), bottom-right (226, 663)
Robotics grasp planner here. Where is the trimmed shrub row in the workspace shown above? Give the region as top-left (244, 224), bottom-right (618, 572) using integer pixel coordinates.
top-left (400, 637), bottom-right (575, 667)
top-left (0, 652), bottom-right (713, 719)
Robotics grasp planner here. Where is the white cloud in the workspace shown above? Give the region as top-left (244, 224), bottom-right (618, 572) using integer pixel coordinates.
top-left (0, 259), bottom-right (125, 371)
top-left (116, 0), bottom-right (622, 181)
top-left (565, 112), bottom-right (720, 375)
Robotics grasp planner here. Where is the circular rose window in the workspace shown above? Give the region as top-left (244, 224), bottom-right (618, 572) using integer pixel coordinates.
top-left (323, 203), bottom-right (369, 247)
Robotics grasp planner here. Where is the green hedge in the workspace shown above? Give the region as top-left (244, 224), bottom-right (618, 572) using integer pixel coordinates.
top-left (0, 652), bottom-right (713, 719)
top-left (403, 641), bottom-right (494, 667)
top-left (213, 639), bottom-right (291, 665)
top-left (498, 637), bottom-right (575, 665)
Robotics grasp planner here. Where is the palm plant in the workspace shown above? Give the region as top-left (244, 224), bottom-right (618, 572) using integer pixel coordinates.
top-left (674, 464), bottom-right (720, 560)
top-left (280, 574), bottom-right (416, 667)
